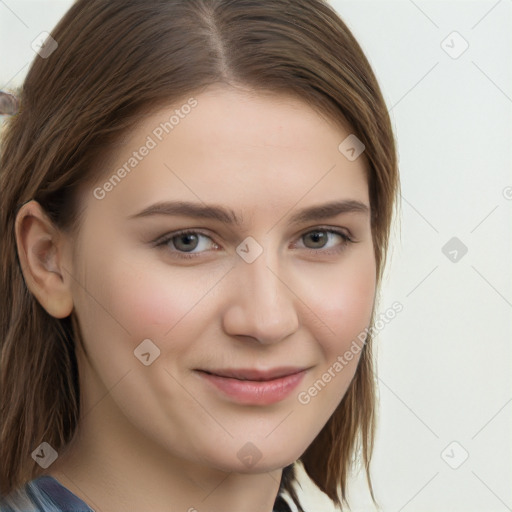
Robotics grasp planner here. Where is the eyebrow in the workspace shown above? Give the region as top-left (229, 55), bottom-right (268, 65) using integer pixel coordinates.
top-left (128, 199), bottom-right (369, 226)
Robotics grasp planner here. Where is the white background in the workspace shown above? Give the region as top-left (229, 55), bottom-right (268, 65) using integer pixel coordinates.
top-left (1, 1), bottom-right (511, 511)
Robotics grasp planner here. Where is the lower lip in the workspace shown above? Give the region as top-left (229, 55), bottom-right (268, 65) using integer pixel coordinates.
top-left (195, 370), bottom-right (307, 405)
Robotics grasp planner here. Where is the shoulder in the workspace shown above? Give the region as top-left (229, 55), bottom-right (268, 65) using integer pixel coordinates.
top-left (0, 476), bottom-right (93, 512)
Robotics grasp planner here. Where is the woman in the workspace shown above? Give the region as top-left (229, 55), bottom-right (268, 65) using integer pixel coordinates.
top-left (0, 1), bottom-right (399, 511)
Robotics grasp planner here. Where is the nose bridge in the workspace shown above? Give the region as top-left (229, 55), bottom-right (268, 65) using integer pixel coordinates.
top-left (224, 238), bottom-right (299, 344)
top-left (246, 249), bottom-right (282, 308)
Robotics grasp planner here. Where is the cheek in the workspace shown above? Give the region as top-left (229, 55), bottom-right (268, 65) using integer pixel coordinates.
top-left (90, 257), bottom-right (214, 336)
top-left (113, 272), bottom-right (187, 332)
top-left (71, 249), bottom-right (192, 373)
top-left (71, 254), bottom-right (217, 414)
top-left (78, 256), bottom-right (228, 383)
top-left (293, 256), bottom-right (375, 420)
top-left (305, 253), bottom-right (376, 350)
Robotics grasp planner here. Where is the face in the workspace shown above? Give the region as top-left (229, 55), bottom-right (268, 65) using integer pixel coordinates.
top-left (64, 84), bottom-right (376, 473)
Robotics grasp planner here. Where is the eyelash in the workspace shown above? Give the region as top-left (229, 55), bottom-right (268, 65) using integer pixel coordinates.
top-left (153, 226), bottom-right (355, 260)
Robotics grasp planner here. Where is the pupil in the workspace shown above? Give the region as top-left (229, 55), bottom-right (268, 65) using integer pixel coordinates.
top-left (309, 231), bottom-right (325, 247)
top-left (177, 234), bottom-right (197, 251)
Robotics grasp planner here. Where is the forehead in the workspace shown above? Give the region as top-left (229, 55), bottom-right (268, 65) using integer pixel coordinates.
top-left (87, 85), bottom-right (369, 223)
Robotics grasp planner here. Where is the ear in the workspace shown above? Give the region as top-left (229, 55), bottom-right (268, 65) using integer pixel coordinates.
top-left (15, 200), bottom-right (74, 319)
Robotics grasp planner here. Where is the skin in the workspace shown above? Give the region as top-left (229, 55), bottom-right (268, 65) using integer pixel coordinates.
top-left (15, 84), bottom-right (376, 512)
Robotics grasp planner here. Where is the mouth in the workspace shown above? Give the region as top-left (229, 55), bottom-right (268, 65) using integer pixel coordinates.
top-left (195, 366), bottom-right (309, 381)
top-left (193, 367), bottom-right (310, 405)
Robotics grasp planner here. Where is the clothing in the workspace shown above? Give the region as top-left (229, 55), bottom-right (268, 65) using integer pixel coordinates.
top-left (0, 476), bottom-right (94, 512)
top-left (0, 476), bottom-right (289, 512)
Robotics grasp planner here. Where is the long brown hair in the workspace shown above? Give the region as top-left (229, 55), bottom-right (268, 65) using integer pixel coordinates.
top-left (0, 0), bottom-right (399, 509)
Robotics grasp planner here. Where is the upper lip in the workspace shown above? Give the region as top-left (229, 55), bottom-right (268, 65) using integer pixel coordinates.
top-left (196, 366), bottom-right (309, 381)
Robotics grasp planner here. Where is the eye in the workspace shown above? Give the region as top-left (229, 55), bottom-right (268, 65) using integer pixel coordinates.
top-left (155, 230), bottom-right (219, 259)
top-left (153, 227), bottom-right (355, 260)
top-left (293, 227), bottom-right (354, 255)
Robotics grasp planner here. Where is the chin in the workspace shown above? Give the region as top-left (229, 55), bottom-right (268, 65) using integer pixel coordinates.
top-left (202, 448), bottom-right (300, 475)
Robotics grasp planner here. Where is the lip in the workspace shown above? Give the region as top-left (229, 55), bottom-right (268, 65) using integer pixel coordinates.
top-left (194, 367), bottom-right (309, 405)
top-left (198, 366), bottom-right (308, 381)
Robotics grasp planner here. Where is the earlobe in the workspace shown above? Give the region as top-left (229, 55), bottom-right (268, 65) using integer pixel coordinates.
top-left (14, 200), bottom-right (74, 319)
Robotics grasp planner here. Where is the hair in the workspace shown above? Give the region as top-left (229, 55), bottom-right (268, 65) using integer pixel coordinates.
top-left (0, 0), bottom-right (399, 510)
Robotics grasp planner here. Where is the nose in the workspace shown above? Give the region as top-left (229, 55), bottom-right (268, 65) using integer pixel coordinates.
top-left (221, 246), bottom-right (299, 345)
